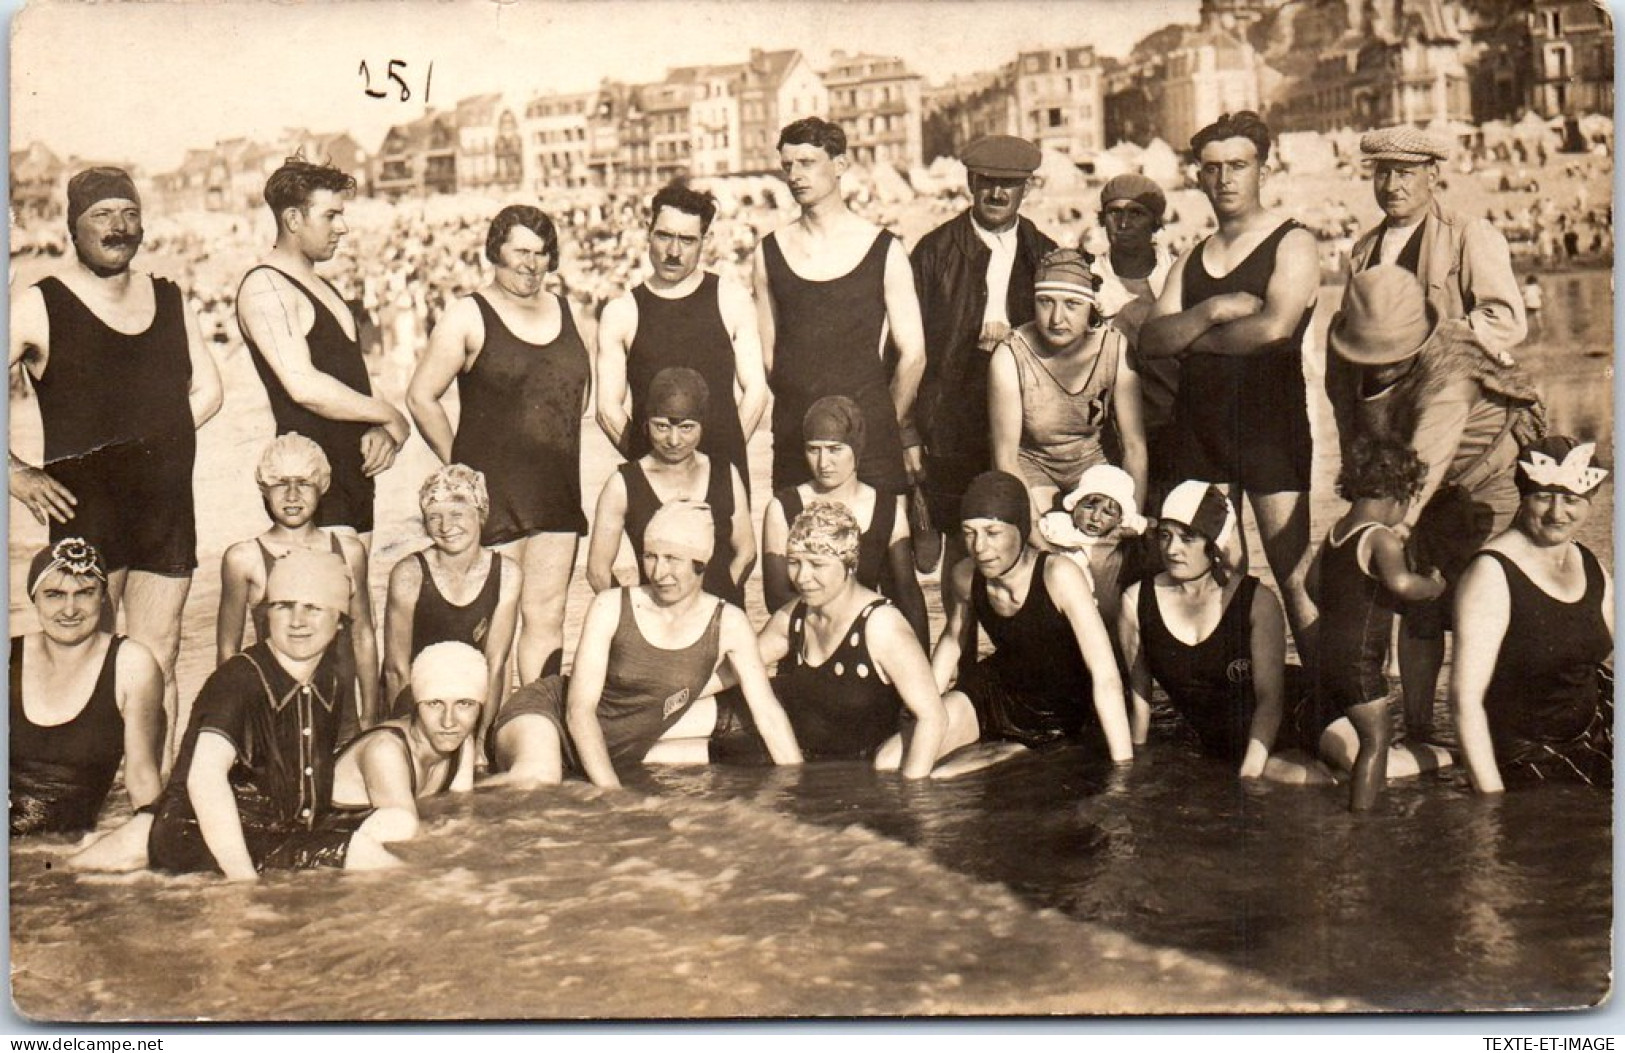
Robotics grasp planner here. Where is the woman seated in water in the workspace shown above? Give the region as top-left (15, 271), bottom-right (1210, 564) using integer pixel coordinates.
top-left (757, 502), bottom-right (955, 777)
top-left (11, 538), bottom-right (164, 837)
top-left (382, 465), bottom-right (521, 751)
top-left (487, 501), bottom-right (802, 788)
top-left (1119, 481), bottom-right (1329, 782)
top-left (761, 397), bottom-right (928, 644)
top-left (1454, 437), bottom-right (1614, 792)
top-left (330, 642), bottom-right (484, 841)
top-left (586, 367), bottom-right (754, 607)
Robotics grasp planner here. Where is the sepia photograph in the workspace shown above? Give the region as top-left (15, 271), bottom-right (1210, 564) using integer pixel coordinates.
top-left (5, 0), bottom-right (1615, 1024)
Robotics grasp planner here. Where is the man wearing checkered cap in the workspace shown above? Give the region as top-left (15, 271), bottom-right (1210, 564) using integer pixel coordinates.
top-left (1344, 125), bottom-right (1526, 361)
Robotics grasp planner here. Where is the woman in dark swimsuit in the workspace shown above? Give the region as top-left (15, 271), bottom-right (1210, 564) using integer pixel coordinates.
top-left (1455, 437), bottom-right (1614, 792)
top-left (489, 502), bottom-right (802, 788)
top-left (760, 396), bottom-right (929, 644)
top-left (1119, 480), bottom-right (1327, 782)
top-left (757, 502), bottom-right (952, 777)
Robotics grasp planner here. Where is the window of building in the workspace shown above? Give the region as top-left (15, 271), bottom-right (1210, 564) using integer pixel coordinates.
top-left (1048, 107), bottom-right (1063, 127)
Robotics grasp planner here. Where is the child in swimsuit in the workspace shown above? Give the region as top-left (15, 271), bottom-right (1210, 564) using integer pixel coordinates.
top-left (217, 434), bottom-right (379, 734)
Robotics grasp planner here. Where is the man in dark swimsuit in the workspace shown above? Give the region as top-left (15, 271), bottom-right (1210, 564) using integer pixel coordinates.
top-left (596, 182), bottom-right (767, 489)
top-left (9, 167), bottom-right (224, 760)
top-left (236, 156), bottom-right (409, 545)
top-left (752, 117), bottom-right (927, 494)
top-left (910, 134), bottom-right (1054, 581)
top-left (1139, 111), bottom-right (1320, 663)
top-left (930, 471), bottom-right (1134, 772)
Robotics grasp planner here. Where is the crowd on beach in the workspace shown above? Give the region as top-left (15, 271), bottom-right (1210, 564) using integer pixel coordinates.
top-left (8, 107), bottom-right (1613, 881)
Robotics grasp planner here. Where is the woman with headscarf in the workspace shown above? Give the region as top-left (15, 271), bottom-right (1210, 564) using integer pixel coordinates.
top-left (988, 248), bottom-right (1148, 537)
top-left (1454, 437), bottom-right (1613, 792)
top-left (488, 502), bottom-right (801, 788)
top-left (587, 366), bottom-right (754, 607)
top-left (1118, 481), bottom-right (1327, 782)
top-left (761, 396), bottom-right (928, 644)
top-left (758, 502), bottom-right (955, 776)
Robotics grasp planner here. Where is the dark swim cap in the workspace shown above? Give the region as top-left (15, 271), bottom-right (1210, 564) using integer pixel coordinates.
top-left (802, 395), bottom-right (866, 455)
top-left (647, 367), bottom-right (710, 422)
top-left (960, 470), bottom-right (1031, 538)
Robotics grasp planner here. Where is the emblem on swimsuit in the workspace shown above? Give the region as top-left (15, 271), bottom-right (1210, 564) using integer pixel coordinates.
top-left (472, 617), bottom-right (488, 646)
top-left (662, 687), bottom-right (691, 720)
top-left (1226, 658), bottom-right (1252, 685)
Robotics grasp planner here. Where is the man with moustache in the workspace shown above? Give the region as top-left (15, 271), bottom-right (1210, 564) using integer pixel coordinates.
top-left (238, 157), bottom-right (409, 544)
top-left (753, 117), bottom-right (927, 495)
top-left (9, 166), bottom-right (223, 759)
top-left (910, 135), bottom-right (1055, 576)
top-left (596, 181), bottom-right (767, 490)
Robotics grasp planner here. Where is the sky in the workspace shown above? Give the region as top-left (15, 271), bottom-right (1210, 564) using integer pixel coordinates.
top-left (10, 0), bottom-right (1200, 173)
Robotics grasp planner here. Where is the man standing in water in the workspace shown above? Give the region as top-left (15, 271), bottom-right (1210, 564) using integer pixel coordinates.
top-left (237, 156), bottom-right (409, 545)
top-left (753, 117), bottom-right (927, 495)
top-left (596, 182), bottom-right (767, 491)
top-left (9, 167), bottom-right (224, 759)
top-left (910, 134), bottom-right (1054, 580)
top-left (1139, 111), bottom-right (1320, 661)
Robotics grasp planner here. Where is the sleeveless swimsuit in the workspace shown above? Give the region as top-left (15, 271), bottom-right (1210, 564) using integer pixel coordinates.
top-left (334, 723), bottom-right (462, 807)
top-left (626, 274), bottom-right (749, 487)
top-left (1172, 221), bottom-right (1313, 495)
top-left (762, 230), bottom-right (907, 492)
top-left (410, 550), bottom-right (503, 659)
top-left (241, 266), bottom-right (375, 533)
top-left (33, 276), bottom-right (196, 573)
top-left (774, 598), bottom-right (903, 759)
top-left (1477, 546), bottom-right (1613, 787)
top-left (777, 485), bottom-right (898, 593)
top-left (619, 457), bottom-right (742, 606)
top-left (1316, 521), bottom-right (1405, 711)
top-left (10, 636), bottom-right (127, 836)
top-left (452, 292), bottom-right (590, 543)
top-left (1006, 323), bottom-right (1123, 493)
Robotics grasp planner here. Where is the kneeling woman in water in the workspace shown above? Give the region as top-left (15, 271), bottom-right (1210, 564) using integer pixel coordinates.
top-left (758, 502), bottom-right (955, 777)
top-left (1119, 481), bottom-right (1328, 782)
top-left (488, 501), bottom-right (802, 788)
top-left (11, 539), bottom-right (164, 837)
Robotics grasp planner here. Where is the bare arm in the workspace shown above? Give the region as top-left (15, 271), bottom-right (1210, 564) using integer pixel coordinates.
top-left (406, 297), bottom-right (479, 464)
top-left (215, 544), bottom-right (256, 666)
top-left (885, 494), bottom-right (930, 645)
top-left (1452, 555), bottom-right (1510, 793)
top-left (720, 606), bottom-right (802, 766)
top-left (987, 344), bottom-right (1023, 477)
top-left (340, 535), bottom-right (380, 728)
top-left (9, 286), bottom-right (78, 525)
top-left (1367, 527), bottom-right (1446, 602)
top-left (481, 555), bottom-right (524, 739)
top-left (115, 638), bottom-right (166, 810)
top-left (380, 557), bottom-right (419, 712)
top-left (187, 733), bottom-right (258, 881)
top-left (869, 606), bottom-right (946, 778)
top-left (930, 560), bottom-right (976, 694)
top-left (752, 246), bottom-right (777, 379)
top-left (726, 466), bottom-right (756, 592)
top-left (760, 497), bottom-right (795, 615)
top-left (1110, 340), bottom-right (1149, 502)
top-left (1186, 228), bottom-right (1319, 358)
top-left (1048, 558), bottom-right (1133, 763)
top-left (179, 290), bottom-right (223, 429)
top-left (1118, 583), bottom-right (1152, 745)
top-left (1138, 245), bottom-right (1263, 360)
top-left (883, 239), bottom-right (927, 443)
top-left (585, 472), bottom-right (630, 594)
top-left (565, 590), bottom-right (626, 788)
top-left (593, 293), bottom-right (636, 453)
top-left (356, 733), bottom-right (422, 827)
top-left (718, 276), bottom-right (768, 441)
top-left (1240, 582), bottom-right (1288, 779)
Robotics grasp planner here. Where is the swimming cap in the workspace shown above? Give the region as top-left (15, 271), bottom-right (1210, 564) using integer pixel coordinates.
top-left (802, 395), bottom-right (866, 455)
top-left (67, 167), bottom-right (140, 230)
top-left (410, 641), bottom-right (489, 703)
top-left (1160, 480), bottom-right (1236, 549)
top-left (419, 464), bottom-right (490, 517)
top-left (256, 432), bottom-right (332, 493)
top-left (1033, 248), bottom-right (1099, 301)
top-left (27, 537), bottom-right (107, 599)
top-left (1516, 435), bottom-right (1609, 498)
top-left (265, 548), bottom-right (352, 614)
top-left (1062, 464), bottom-right (1147, 535)
top-left (960, 470), bottom-right (1031, 538)
top-left (647, 366), bottom-right (710, 422)
top-left (644, 500), bottom-right (715, 564)
top-left (786, 500), bottom-right (862, 571)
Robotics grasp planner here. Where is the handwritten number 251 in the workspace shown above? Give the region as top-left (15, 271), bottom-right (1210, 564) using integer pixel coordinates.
top-left (359, 59), bottom-right (432, 103)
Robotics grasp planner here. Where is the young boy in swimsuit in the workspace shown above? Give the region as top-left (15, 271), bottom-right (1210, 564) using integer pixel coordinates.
top-left (330, 642), bottom-right (483, 843)
top-left (1310, 436), bottom-right (1453, 811)
top-left (217, 433), bottom-right (379, 731)
top-left (382, 465), bottom-right (521, 757)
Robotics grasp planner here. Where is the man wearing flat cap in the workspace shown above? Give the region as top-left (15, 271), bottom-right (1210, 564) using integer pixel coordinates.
top-left (911, 134), bottom-right (1056, 578)
top-left (9, 166), bottom-right (224, 761)
top-left (1326, 264), bottom-right (1544, 744)
top-left (1345, 124), bottom-right (1526, 361)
